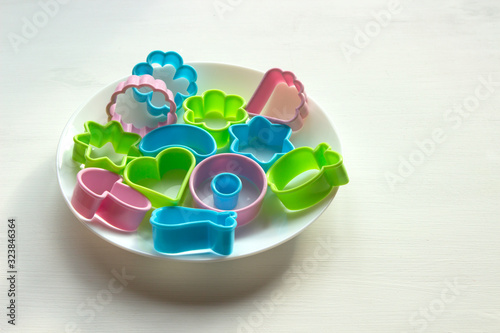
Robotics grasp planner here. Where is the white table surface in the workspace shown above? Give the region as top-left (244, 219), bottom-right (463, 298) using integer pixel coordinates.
top-left (1, 0), bottom-right (499, 332)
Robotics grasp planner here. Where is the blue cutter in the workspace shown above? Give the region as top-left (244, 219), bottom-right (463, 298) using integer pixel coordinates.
top-left (150, 207), bottom-right (237, 256)
top-left (132, 50), bottom-right (198, 113)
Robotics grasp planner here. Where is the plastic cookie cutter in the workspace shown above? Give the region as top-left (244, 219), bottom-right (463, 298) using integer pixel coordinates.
top-left (106, 75), bottom-right (177, 137)
top-left (123, 147), bottom-right (196, 208)
top-left (189, 153), bottom-right (267, 226)
top-left (139, 124), bottom-right (217, 164)
top-left (72, 120), bottom-right (142, 174)
top-left (229, 115), bottom-right (294, 172)
top-left (132, 50), bottom-right (197, 112)
top-left (183, 89), bottom-right (248, 150)
top-left (71, 168), bottom-right (151, 232)
top-left (266, 143), bottom-right (349, 210)
top-left (246, 68), bottom-right (308, 131)
top-left (211, 173), bottom-right (242, 210)
top-left (150, 207), bottom-right (237, 255)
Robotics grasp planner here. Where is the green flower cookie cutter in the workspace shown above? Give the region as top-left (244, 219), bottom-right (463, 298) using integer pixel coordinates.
top-left (266, 143), bottom-right (349, 210)
top-left (72, 121), bottom-right (142, 174)
top-left (123, 147), bottom-right (196, 208)
top-left (183, 89), bottom-right (248, 150)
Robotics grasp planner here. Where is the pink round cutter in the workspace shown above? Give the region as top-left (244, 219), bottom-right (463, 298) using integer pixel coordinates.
top-left (189, 153), bottom-right (267, 227)
top-left (106, 74), bottom-right (177, 137)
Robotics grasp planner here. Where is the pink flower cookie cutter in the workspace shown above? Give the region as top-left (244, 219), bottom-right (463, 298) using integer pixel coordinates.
top-left (189, 153), bottom-right (267, 227)
top-left (105, 75), bottom-right (177, 137)
top-left (246, 68), bottom-right (309, 131)
top-left (71, 168), bottom-right (151, 232)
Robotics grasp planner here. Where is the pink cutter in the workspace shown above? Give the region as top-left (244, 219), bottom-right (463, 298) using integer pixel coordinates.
top-left (246, 68), bottom-right (309, 131)
top-left (105, 75), bottom-right (177, 137)
top-left (189, 153), bottom-right (267, 227)
top-left (71, 168), bottom-right (151, 232)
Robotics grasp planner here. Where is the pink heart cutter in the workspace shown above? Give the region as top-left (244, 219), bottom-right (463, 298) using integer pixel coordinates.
top-left (71, 168), bottom-right (151, 232)
top-left (246, 68), bottom-right (309, 131)
top-left (189, 153), bottom-right (267, 227)
top-left (106, 75), bottom-right (177, 137)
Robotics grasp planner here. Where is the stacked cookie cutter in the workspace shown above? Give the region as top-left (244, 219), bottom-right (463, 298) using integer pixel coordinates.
top-left (132, 50), bottom-right (198, 112)
top-left (106, 75), bottom-right (178, 137)
top-left (69, 50), bottom-right (349, 256)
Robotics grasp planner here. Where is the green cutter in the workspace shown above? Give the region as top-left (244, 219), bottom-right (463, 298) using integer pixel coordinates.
top-left (123, 147), bottom-right (196, 208)
top-left (73, 121), bottom-right (142, 174)
top-left (266, 143), bottom-right (349, 210)
top-left (183, 89), bottom-right (248, 150)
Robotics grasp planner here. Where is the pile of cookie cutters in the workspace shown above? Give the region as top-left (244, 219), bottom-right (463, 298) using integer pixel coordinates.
top-left (70, 50), bottom-right (349, 256)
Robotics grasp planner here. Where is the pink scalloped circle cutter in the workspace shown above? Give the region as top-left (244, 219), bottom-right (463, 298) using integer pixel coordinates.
top-left (189, 153), bottom-right (267, 227)
top-left (105, 75), bottom-right (177, 137)
top-left (71, 168), bottom-right (152, 232)
top-left (246, 68), bottom-right (309, 131)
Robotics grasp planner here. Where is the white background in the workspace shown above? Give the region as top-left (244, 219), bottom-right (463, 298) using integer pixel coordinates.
top-left (1, 0), bottom-right (499, 332)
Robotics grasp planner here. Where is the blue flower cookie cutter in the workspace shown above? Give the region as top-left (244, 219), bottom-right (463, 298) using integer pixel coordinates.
top-left (132, 50), bottom-right (198, 112)
top-left (150, 206), bottom-right (237, 256)
top-left (139, 124), bottom-right (217, 164)
top-left (229, 116), bottom-right (294, 171)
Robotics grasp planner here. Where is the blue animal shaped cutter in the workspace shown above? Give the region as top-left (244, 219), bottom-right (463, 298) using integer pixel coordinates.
top-left (150, 206), bottom-right (237, 256)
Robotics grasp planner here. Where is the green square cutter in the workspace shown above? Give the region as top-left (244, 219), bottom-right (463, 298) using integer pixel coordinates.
top-left (266, 143), bottom-right (349, 210)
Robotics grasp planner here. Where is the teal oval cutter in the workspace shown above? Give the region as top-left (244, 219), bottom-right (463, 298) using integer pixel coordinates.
top-left (132, 50), bottom-right (198, 112)
top-left (266, 143), bottom-right (349, 210)
top-left (229, 115), bottom-right (294, 171)
top-left (150, 207), bottom-right (237, 256)
top-left (139, 124), bottom-right (217, 164)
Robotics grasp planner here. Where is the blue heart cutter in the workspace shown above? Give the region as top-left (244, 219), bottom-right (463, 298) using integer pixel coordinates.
top-left (139, 124), bottom-right (217, 164)
top-left (132, 50), bottom-right (198, 113)
top-left (229, 116), bottom-right (294, 171)
top-left (150, 207), bottom-right (237, 256)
